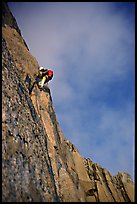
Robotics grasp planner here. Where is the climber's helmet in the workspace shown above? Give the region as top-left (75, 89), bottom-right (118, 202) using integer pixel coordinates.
top-left (39, 66), bottom-right (44, 71)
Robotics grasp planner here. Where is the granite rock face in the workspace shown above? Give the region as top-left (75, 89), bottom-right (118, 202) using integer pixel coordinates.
top-left (2, 2), bottom-right (134, 202)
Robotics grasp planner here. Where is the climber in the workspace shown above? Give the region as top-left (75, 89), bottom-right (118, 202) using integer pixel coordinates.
top-left (29, 66), bottom-right (53, 94)
top-left (37, 66), bottom-right (53, 89)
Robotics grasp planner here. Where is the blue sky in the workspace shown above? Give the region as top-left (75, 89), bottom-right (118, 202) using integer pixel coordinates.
top-left (8, 2), bottom-right (135, 180)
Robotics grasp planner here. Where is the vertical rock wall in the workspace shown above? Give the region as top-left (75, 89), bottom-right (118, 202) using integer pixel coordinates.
top-left (2, 37), bottom-right (60, 202)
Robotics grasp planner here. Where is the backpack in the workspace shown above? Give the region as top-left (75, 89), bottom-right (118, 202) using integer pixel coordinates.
top-left (47, 70), bottom-right (53, 79)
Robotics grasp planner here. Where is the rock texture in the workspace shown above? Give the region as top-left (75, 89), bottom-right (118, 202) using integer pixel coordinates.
top-left (2, 2), bottom-right (135, 202)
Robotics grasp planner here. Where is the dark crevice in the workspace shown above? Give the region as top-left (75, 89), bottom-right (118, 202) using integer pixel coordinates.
top-left (102, 170), bottom-right (116, 202)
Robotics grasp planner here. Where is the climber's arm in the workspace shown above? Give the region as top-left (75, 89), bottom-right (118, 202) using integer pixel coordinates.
top-left (43, 69), bottom-right (48, 75)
